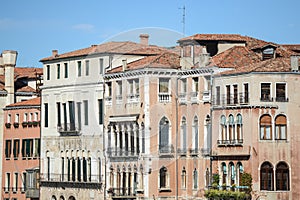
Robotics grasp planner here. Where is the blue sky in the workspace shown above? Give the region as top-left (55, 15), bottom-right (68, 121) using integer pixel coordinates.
top-left (1, 0), bottom-right (299, 68)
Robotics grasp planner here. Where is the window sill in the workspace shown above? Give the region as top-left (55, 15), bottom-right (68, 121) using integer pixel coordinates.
top-left (159, 187), bottom-right (171, 192)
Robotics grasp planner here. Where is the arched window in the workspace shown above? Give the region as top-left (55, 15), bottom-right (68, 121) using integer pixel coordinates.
top-left (260, 114), bottom-right (272, 140)
top-left (159, 166), bottom-right (168, 188)
top-left (68, 196), bottom-right (76, 200)
top-left (236, 114), bottom-right (243, 143)
top-left (236, 162), bottom-right (243, 186)
top-left (181, 117), bottom-right (187, 152)
top-left (193, 168), bottom-right (198, 189)
top-left (228, 115), bottom-right (235, 142)
top-left (52, 196), bottom-right (57, 200)
top-left (221, 162), bottom-right (227, 185)
top-left (192, 116), bottom-right (199, 151)
top-left (276, 162), bottom-right (289, 191)
top-left (229, 162), bottom-right (235, 185)
top-left (60, 196), bottom-right (65, 200)
top-left (260, 162), bottom-right (274, 191)
top-left (159, 117), bottom-right (170, 153)
top-left (220, 115), bottom-right (227, 143)
top-left (275, 115), bottom-right (287, 140)
top-left (181, 167), bottom-right (187, 188)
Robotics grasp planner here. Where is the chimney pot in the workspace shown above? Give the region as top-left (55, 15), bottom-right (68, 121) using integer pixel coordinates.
top-left (52, 50), bottom-right (58, 57)
top-left (139, 34), bottom-right (149, 45)
top-left (122, 59), bottom-right (127, 71)
top-left (2, 50), bottom-right (17, 66)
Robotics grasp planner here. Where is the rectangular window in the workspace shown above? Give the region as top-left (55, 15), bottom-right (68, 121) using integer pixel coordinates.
top-left (193, 77), bottom-right (199, 92)
top-left (98, 99), bottom-right (103, 125)
top-left (276, 83), bottom-right (287, 102)
top-left (261, 83), bottom-right (271, 101)
top-left (34, 112), bottom-right (38, 121)
top-left (181, 79), bottom-right (187, 93)
top-left (128, 80), bottom-right (134, 94)
top-left (23, 113), bottom-right (28, 122)
top-left (117, 81), bottom-right (122, 96)
top-left (22, 139), bottom-right (33, 157)
top-left (14, 173), bottom-right (18, 192)
top-left (83, 100), bottom-right (88, 125)
top-left (99, 58), bottom-right (104, 74)
top-left (68, 101), bottom-right (75, 131)
top-left (5, 140), bottom-right (12, 158)
top-left (233, 84), bottom-right (238, 104)
top-left (13, 140), bottom-right (20, 158)
top-left (7, 114), bottom-right (11, 123)
top-left (77, 102), bottom-right (82, 131)
top-left (63, 103), bottom-right (67, 131)
top-left (22, 173), bottom-right (26, 191)
top-left (57, 64), bottom-right (60, 79)
top-left (15, 114), bottom-right (19, 123)
top-left (5, 173), bottom-right (10, 192)
top-left (46, 65), bottom-right (50, 80)
top-left (159, 78), bottom-right (169, 93)
top-left (226, 85), bottom-right (231, 105)
top-left (215, 86), bottom-right (221, 105)
top-left (44, 103), bottom-right (48, 127)
top-left (57, 102), bottom-right (61, 127)
top-left (77, 61), bottom-right (82, 77)
top-left (244, 83), bottom-right (249, 103)
top-left (106, 82), bottom-right (112, 96)
top-left (85, 60), bottom-right (89, 76)
top-left (64, 63), bottom-right (68, 78)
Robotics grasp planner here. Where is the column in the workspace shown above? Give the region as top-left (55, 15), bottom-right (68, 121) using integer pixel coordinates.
top-left (116, 125), bottom-right (120, 155)
top-left (110, 125), bottom-right (114, 156)
top-left (121, 124), bottom-right (126, 155)
top-left (80, 157), bottom-right (83, 182)
top-left (75, 157), bottom-right (78, 181)
top-left (127, 124), bottom-right (132, 155)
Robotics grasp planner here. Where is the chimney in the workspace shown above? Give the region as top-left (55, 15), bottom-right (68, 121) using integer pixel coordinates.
top-left (2, 50), bottom-right (17, 105)
top-left (52, 50), bottom-right (58, 57)
top-left (291, 55), bottom-right (299, 72)
top-left (122, 59), bottom-right (127, 71)
top-left (0, 55), bottom-right (3, 75)
top-left (139, 34), bottom-right (149, 45)
top-left (199, 47), bottom-right (210, 67)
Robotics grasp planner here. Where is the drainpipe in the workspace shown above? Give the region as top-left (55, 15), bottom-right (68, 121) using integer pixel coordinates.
top-left (103, 76), bottom-right (107, 200)
top-left (209, 70), bottom-right (214, 186)
top-left (175, 75), bottom-right (179, 200)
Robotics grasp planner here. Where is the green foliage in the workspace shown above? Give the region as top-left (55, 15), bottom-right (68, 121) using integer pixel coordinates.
top-left (205, 189), bottom-right (247, 200)
top-left (240, 172), bottom-right (252, 193)
top-left (212, 173), bottom-right (220, 185)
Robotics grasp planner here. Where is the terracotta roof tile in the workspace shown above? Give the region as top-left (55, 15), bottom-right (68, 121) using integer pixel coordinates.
top-left (16, 85), bottom-right (36, 93)
top-left (6, 97), bottom-right (40, 107)
top-left (210, 46), bottom-right (261, 68)
top-left (107, 52), bottom-right (180, 73)
top-left (179, 34), bottom-right (248, 42)
top-left (40, 41), bottom-right (175, 62)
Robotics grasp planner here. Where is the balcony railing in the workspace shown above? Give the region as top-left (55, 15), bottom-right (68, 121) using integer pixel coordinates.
top-left (57, 123), bottom-right (81, 136)
top-left (126, 94), bottom-right (140, 103)
top-left (105, 96), bottom-right (112, 106)
top-left (260, 96), bottom-right (273, 102)
top-left (217, 139), bottom-right (243, 146)
top-left (178, 93), bottom-right (187, 104)
top-left (177, 148), bottom-right (187, 156)
top-left (275, 96), bottom-right (289, 102)
top-left (159, 145), bottom-right (174, 155)
top-left (189, 148), bottom-right (199, 156)
top-left (108, 187), bottom-right (138, 197)
top-left (107, 148), bottom-right (139, 157)
top-left (202, 91), bottom-right (211, 102)
top-left (190, 92), bottom-right (199, 103)
top-left (40, 173), bottom-right (102, 189)
top-left (158, 93), bottom-right (171, 103)
top-left (213, 92), bottom-right (249, 106)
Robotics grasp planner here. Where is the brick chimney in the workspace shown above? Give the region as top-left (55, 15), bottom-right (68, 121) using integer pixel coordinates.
top-left (2, 50), bottom-right (17, 105)
top-left (0, 55), bottom-right (3, 75)
top-left (139, 34), bottom-right (149, 45)
top-left (52, 50), bottom-right (58, 57)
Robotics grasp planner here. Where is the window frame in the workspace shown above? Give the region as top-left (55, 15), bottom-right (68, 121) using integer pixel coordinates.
top-left (260, 114), bottom-right (272, 140)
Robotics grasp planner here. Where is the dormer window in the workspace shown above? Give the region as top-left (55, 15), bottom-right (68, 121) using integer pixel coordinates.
top-left (262, 45), bottom-right (276, 60)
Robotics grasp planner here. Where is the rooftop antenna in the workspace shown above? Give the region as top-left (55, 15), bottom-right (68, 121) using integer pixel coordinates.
top-left (179, 5), bottom-right (185, 36)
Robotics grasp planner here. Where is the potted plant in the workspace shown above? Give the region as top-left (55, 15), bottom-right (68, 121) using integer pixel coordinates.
top-left (5, 123), bottom-right (11, 128)
top-left (13, 122), bottom-right (19, 128)
top-left (22, 121), bottom-right (28, 127)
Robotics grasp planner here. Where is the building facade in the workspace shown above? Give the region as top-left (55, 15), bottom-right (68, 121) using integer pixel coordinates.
top-left (0, 50), bottom-right (42, 196)
top-left (2, 97), bottom-right (41, 200)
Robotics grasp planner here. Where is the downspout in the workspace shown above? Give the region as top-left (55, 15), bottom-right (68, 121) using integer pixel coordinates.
top-left (175, 75), bottom-right (179, 200)
top-left (209, 70), bottom-right (214, 186)
top-left (102, 76), bottom-right (107, 200)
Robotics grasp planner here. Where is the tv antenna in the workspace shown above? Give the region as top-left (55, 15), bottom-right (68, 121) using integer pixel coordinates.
top-left (179, 5), bottom-right (185, 36)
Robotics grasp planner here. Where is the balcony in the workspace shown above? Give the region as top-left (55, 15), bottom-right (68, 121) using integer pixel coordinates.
top-left (116, 95), bottom-right (123, 104)
top-left (57, 123), bottom-right (81, 136)
top-left (40, 173), bottom-right (102, 189)
top-left (178, 93), bottom-right (187, 104)
top-left (217, 139), bottom-right (243, 146)
top-left (190, 92), bottom-right (199, 103)
top-left (177, 148), bottom-right (187, 156)
top-left (189, 148), bottom-right (199, 156)
top-left (213, 92), bottom-right (249, 107)
top-left (127, 94), bottom-right (140, 103)
top-left (159, 145), bottom-right (174, 157)
top-left (107, 148), bottom-right (139, 161)
top-left (105, 96), bottom-right (112, 106)
top-left (260, 96), bottom-right (273, 102)
top-left (212, 145), bottom-right (251, 160)
top-left (158, 93), bottom-right (171, 103)
top-left (108, 187), bottom-right (138, 198)
top-left (202, 91), bottom-right (211, 103)
top-left (275, 96), bottom-right (289, 102)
